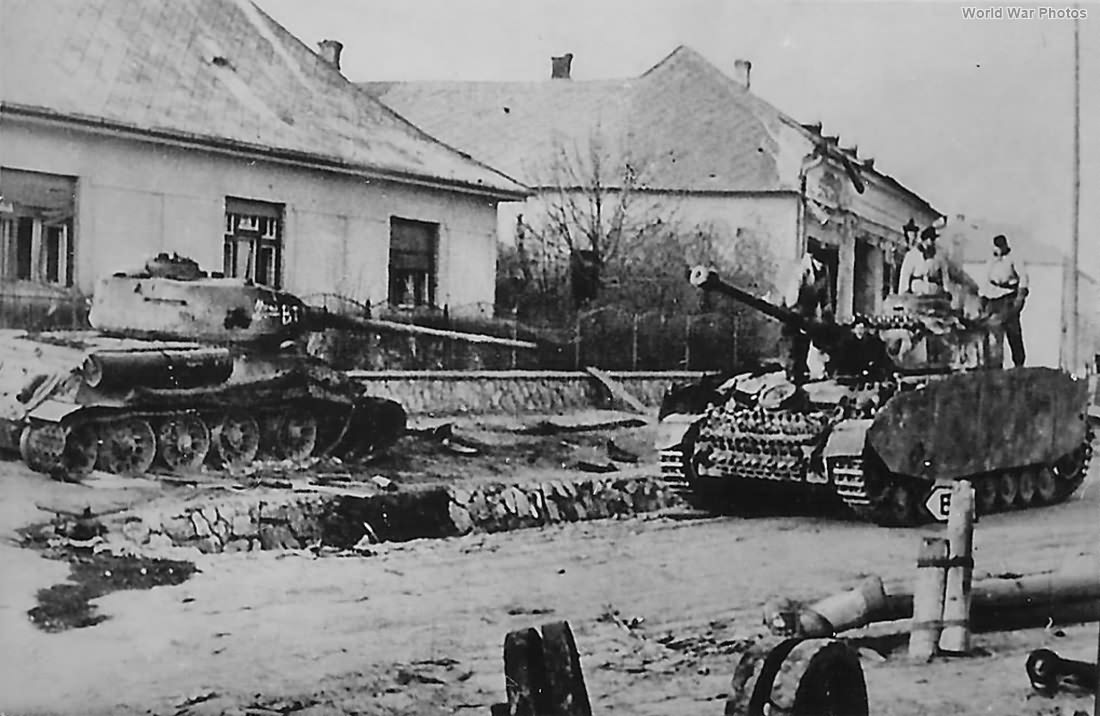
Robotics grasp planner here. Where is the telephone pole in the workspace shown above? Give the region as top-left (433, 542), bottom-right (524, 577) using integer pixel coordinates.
top-left (1070, 10), bottom-right (1081, 373)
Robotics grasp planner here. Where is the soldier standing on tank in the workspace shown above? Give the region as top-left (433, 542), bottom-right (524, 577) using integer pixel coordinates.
top-left (782, 246), bottom-right (834, 383)
top-left (898, 226), bottom-right (950, 295)
top-left (981, 234), bottom-right (1029, 367)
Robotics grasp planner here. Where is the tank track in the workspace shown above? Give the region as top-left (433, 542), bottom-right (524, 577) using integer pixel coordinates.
top-left (17, 397), bottom-right (404, 480)
top-left (829, 424), bottom-right (1094, 526)
top-left (691, 407), bottom-right (832, 482)
top-left (664, 417), bottom-right (1093, 526)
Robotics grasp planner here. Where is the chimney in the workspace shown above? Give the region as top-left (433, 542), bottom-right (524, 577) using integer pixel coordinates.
top-left (551, 53), bottom-right (574, 79)
top-left (733, 58), bottom-right (752, 90)
top-left (318, 39), bottom-right (344, 71)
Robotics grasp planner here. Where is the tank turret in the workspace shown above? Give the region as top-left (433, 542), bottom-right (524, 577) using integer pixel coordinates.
top-left (0, 254), bottom-right (532, 482)
top-left (688, 264), bottom-right (999, 375)
top-left (88, 252), bottom-right (537, 350)
top-left (652, 265), bottom-right (1092, 527)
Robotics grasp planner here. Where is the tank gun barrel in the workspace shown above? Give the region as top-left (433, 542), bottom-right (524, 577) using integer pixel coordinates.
top-left (304, 307), bottom-right (539, 351)
top-left (688, 266), bottom-right (847, 347)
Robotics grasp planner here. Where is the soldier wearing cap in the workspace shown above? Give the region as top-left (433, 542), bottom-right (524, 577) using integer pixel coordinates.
top-left (781, 245), bottom-right (834, 382)
top-left (981, 234), bottom-right (1029, 367)
top-left (898, 225), bottom-right (950, 295)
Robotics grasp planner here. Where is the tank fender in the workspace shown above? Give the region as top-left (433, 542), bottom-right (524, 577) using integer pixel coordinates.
top-left (27, 399), bottom-right (82, 423)
top-left (823, 419), bottom-right (873, 459)
top-left (655, 413), bottom-right (705, 451)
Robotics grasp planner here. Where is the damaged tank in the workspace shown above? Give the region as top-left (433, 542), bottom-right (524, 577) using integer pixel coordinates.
top-left (0, 253), bottom-right (524, 479)
top-left (656, 265), bottom-right (1093, 526)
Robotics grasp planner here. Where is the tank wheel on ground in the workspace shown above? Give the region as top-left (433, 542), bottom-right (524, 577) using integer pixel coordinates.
top-left (277, 411), bottom-right (318, 461)
top-left (881, 482), bottom-right (921, 527)
top-left (1033, 466), bottom-right (1058, 505)
top-left (975, 476), bottom-right (999, 516)
top-left (1016, 468), bottom-right (1037, 507)
top-left (62, 423), bottom-right (100, 479)
top-left (96, 419), bottom-right (157, 477)
top-left (995, 471), bottom-right (1019, 510)
top-left (210, 413), bottom-right (260, 469)
top-left (19, 423), bottom-right (65, 474)
top-left (258, 414), bottom-right (285, 458)
top-left (157, 415), bottom-right (211, 471)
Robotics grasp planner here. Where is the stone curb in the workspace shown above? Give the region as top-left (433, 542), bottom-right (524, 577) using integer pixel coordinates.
top-left (109, 474), bottom-right (685, 554)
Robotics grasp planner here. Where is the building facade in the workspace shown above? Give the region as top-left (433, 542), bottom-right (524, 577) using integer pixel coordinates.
top-left (366, 46), bottom-right (942, 323)
top-left (0, 0), bottom-right (527, 327)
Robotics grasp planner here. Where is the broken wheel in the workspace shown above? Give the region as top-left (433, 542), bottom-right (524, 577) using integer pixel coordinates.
top-left (157, 414), bottom-right (211, 470)
top-left (96, 418), bottom-right (157, 476)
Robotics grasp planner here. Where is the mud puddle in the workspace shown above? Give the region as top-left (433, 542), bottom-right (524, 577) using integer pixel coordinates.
top-left (20, 513), bottom-right (198, 633)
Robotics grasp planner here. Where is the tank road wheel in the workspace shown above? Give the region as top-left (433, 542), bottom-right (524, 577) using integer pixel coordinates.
top-left (277, 411), bottom-right (318, 461)
top-left (1033, 466), bottom-right (1058, 505)
top-left (258, 413), bottom-right (285, 459)
top-left (96, 419), bottom-right (157, 477)
top-left (62, 423), bottom-right (100, 479)
top-left (19, 423), bottom-right (65, 474)
top-left (1016, 468), bottom-right (1038, 507)
top-left (975, 476), bottom-right (999, 515)
top-left (156, 415), bottom-right (211, 471)
top-left (881, 482), bottom-right (921, 527)
top-left (210, 413), bottom-right (260, 469)
top-left (995, 471), bottom-right (1019, 510)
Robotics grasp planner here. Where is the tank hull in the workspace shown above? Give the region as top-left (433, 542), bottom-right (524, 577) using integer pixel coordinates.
top-left (0, 330), bottom-right (405, 479)
top-left (661, 368), bottom-right (1092, 526)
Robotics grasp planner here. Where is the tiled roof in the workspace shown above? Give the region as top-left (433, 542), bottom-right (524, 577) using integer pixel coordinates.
top-left (0, 0), bottom-right (527, 198)
top-left (364, 46), bottom-right (806, 193)
top-left (364, 45), bottom-right (935, 209)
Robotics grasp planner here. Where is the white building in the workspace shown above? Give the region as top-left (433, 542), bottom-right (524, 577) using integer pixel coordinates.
top-left (0, 0), bottom-right (528, 327)
top-left (945, 216), bottom-right (1100, 371)
top-left (365, 46), bottom-right (942, 322)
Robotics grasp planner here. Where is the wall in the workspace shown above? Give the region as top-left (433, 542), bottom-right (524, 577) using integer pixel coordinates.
top-left (349, 370), bottom-right (709, 415)
top-left (1, 118), bottom-right (501, 317)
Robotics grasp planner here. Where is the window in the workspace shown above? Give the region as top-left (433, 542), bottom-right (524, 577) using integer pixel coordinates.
top-left (224, 197), bottom-right (283, 287)
top-left (0, 168), bottom-right (76, 287)
top-left (388, 217), bottom-right (438, 308)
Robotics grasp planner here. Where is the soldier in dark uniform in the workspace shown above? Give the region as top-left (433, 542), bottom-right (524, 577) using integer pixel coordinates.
top-left (782, 246), bottom-right (834, 382)
top-left (829, 316), bottom-right (894, 380)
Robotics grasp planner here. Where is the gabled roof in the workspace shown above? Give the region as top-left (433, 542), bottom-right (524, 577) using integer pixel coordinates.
top-left (363, 45), bottom-right (936, 210)
top-left (0, 0), bottom-right (527, 199)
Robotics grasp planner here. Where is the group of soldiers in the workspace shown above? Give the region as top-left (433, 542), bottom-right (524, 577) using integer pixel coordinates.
top-left (783, 219), bottom-right (1030, 382)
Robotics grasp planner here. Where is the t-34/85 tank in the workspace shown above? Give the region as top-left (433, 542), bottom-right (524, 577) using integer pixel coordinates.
top-left (656, 265), bottom-right (1092, 526)
top-left (0, 253), bottom-right (532, 480)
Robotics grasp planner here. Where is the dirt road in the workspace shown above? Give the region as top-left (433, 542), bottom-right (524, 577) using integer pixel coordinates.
top-left (2, 452), bottom-right (1098, 716)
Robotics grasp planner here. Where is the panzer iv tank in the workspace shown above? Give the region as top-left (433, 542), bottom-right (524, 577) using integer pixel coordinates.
top-left (0, 254), bottom-right (529, 480)
top-left (656, 265), bottom-right (1092, 526)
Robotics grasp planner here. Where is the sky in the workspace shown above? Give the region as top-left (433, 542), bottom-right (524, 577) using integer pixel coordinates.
top-left (256, 0), bottom-right (1100, 273)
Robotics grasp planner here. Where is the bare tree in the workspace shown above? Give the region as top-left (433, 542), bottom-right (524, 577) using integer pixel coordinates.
top-left (514, 129), bottom-right (677, 307)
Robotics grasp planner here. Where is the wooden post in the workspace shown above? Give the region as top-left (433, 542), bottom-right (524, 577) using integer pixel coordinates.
top-left (908, 537), bottom-right (949, 661)
top-left (939, 481), bottom-right (976, 654)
